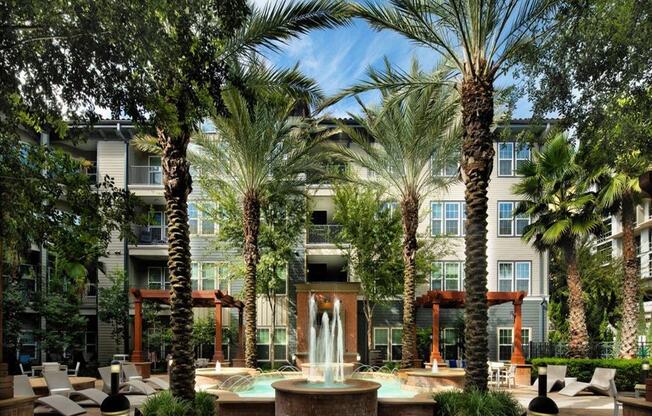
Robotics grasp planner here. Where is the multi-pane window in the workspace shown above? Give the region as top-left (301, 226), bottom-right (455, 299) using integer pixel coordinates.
top-left (148, 156), bottom-right (162, 185)
top-left (373, 327), bottom-right (403, 362)
top-left (498, 261), bottom-right (531, 292)
top-left (85, 332), bottom-right (97, 355)
top-left (381, 201), bottom-right (399, 217)
top-left (188, 202), bottom-right (217, 235)
top-left (256, 327), bottom-right (288, 362)
top-left (497, 328), bottom-right (531, 361)
top-left (191, 262), bottom-right (227, 291)
top-left (19, 330), bottom-right (38, 360)
top-left (431, 261), bottom-right (465, 291)
top-left (148, 267), bottom-right (170, 290)
top-left (148, 211), bottom-right (165, 242)
top-left (442, 328), bottom-right (458, 360)
top-left (498, 202), bottom-right (530, 236)
top-left (498, 142), bottom-right (531, 176)
top-left (431, 153), bottom-right (459, 177)
top-left (431, 202), bottom-right (466, 236)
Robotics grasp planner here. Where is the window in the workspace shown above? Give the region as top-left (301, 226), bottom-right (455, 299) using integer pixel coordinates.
top-left (498, 142), bottom-right (531, 176)
top-left (85, 331), bottom-right (97, 355)
top-left (497, 328), bottom-right (531, 361)
top-left (189, 203), bottom-right (198, 234)
top-left (256, 327), bottom-right (288, 362)
top-left (200, 202), bottom-right (216, 235)
top-left (149, 211), bottom-right (165, 242)
top-left (431, 202), bottom-right (466, 236)
top-left (201, 263), bottom-right (216, 290)
top-left (148, 156), bottom-right (162, 185)
top-left (148, 267), bottom-right (169, 290)
top-left (431, 261), bottom-right (465, 290)
top-left (200, 119), bottom-right (216, 133)
top-left (381, 201), bottom-right (399, 217)
top-left (274, 328), bottom-right (288, 362)
top-left (431, 153), bottom-right (459, 177)
top-left (256, 328), bottom-right (270, 361)
top-left (442, 328), bottom-right (458, 360)
top-left (188, 202), bottom-right (217, 235)
top-left (374, 327), bottom-right (403, 362)
top-left (191, 262), bottom-right (226, 291)
top-left (19, 330), bottom-right (38, 360)
top-left (498, 202), bottom-right (530, 236)
top-left (498, 261), bottom-right (531, 292)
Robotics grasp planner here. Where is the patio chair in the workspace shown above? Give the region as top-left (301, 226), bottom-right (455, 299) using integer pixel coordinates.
top-left (559, 367), bottom-right (617, 397)
top-left (42, 362), bottom-right (62, 373)
top-left (67, 362), bottom-right (80, 377)
top-left (43, 370), bottom-right (107, 406)
top-left (19, 363), bottom-right (34, 377)
top-left (501, 364), bottom-right (517, 389)
top-left (122, 363), bottom-right (169, 390)
top-left (98, 366), bottom-right (156, 396)
top-left (531, 365), bottom-right (567, 393)
top-left (14, 375), bottom-right (86, 416)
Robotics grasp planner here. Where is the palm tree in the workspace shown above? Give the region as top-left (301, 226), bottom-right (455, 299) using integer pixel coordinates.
top-left (597, 151), bottom-right (651, 358)
top-left (331, 73), bottom-right (460, 368)
top-left (513, 134), bottom-right (602, 358)
top-left (325, 0), bottom-right (559, 390)
top-left (191, 89), bottom-right (330, 368)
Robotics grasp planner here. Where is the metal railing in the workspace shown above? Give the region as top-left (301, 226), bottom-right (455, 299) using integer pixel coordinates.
top-left (307, 224), bottom-right (342, 244)
top-left (132, 225), bottom-right (167, 245)
top-left (129, 165), bottom-right (163, 186)
top-left (527, 341), bottom-right (652, 359)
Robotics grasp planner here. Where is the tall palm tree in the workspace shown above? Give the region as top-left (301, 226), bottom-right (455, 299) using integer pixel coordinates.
top-left (513, 134), bottom-right (602, 358)
top-left (191, 89), bottom-right (330, 368)
top-left (325, 0), bottom-right (559, 390)
top-left (597, 151), bottom-right (651, 358)
top-left (331, 73), bottom-right (460, 368)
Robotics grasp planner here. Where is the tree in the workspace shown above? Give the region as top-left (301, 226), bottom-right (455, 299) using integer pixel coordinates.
top-left (192, 317), bottom-right (215, 359)
top-left (547, 238), bottom-right (622, 345)
top-left (332, 184), bottom-right (403, 355)
top-left (331, 79), bottom-right (460, 369)
top-left (327, 0), bottom-right (559, 390)
top-left (98, 270), bottom-right (130, 350)
top-left (513, 134), bottom-right (603, 357)
top-left (192, 89), bottom-right (329, 368)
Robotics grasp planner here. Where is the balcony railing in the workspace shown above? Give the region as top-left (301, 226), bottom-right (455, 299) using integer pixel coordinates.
top-left (307, 225), bottom-right (342, 244)
top-left (132, 226), bottom-right (167, 245)
top-left (129, 165), bottom-right (163, 186)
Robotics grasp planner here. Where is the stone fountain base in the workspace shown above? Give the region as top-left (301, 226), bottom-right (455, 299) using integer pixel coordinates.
top-left (272, 378), bottom-right (380, 416)
top-left (299, 363), bottom-right (355, 381)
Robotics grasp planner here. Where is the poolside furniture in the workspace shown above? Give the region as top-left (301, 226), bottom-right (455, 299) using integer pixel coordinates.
top-left (98, 366), bottom-right (156, 396)
top-left (531, 365), bottom-right (567, 392)
top-left (488, 362), bottom-right (505, 386)
top-left (196, 358), bottom-right (210, 368)
top-left (559, 367), bottom-right (616, 397)
top-left (67, 362), bottom-right (80, 377)
top-left (42, 362), bottom-right (63, 374)
top-left (122, 362), bottom-right (169, 390)
top-left (43, 371), bottom-right (107, 406)
top-left (501, 364), bottom-right (517, 389)
top-left (14, 375), bottom-right (86, 416)
top-left (19, 363), bottom-right (33, 377)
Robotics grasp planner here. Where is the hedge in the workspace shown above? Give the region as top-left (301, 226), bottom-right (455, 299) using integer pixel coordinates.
top-left (531, 358), bottom-right (645, 391)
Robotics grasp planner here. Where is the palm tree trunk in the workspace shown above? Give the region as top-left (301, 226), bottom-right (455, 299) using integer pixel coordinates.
top-left (400, 191), bottom-right (418, 369)
top-left (563, 241), bottom-right (589, 358)
top-left (158, 127), bottom-right (195, 400)
top-left (619, 194), bottom-right (640, 358)
top-left (243, 191), bottom-right (260, 368)
top-left (460, 76), bottom-right (494, 392)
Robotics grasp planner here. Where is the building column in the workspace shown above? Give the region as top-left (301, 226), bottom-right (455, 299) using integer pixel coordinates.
top-left (510, 300), bottom-right (525, 364)
top-left (131, 297), bottom-right (144, 362)
top-left (236, 308), bottom-right (244, 359)
top-left (212, 301), bottom-right (224, 362)
top-left (430, 303), bottom-right (443, 363)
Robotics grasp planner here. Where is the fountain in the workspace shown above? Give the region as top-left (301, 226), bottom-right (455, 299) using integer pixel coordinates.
top-left (272, 294), bottom-right (380, 416)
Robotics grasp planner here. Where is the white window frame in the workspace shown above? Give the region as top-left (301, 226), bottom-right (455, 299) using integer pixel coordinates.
top-left (188, 201), bottom-right (218, 236)
top-left (515, 143), bottom-right (531, 172)
top-left (190, 262), bottom-right (228, 291)
top-left (431, 261), bottom-right (465, 291)
top-left (374, 327), bottom-right (403, 362)
top-left (498, 142), bottom-right (514, 176)
top-left (498, 142), bottom-right (532, 176)
top-left (148, 210), bottom-right (165, 242)
top-left (147, 267), bottom-right (169, 290)
top-left (497, 261), bottom-right (531, 293)
top-left (431, 201), bottom-right (466, 237)
top-left (431, 154), bottom-right (459, 177)
top-left (441, 328), bottom-right (458, 360)
top-left (390, 327), bottom-right (403, 363)
top-left (496, 327), bottom-right (531, 362)
top-left (148, 156), bottom-right (162, 185)
top-left (498, 201), bottom-right (530, 237)
top-left (256, 327), bottom-right (288, 362)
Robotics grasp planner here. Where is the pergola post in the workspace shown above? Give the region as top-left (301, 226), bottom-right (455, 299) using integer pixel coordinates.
top-left (212, 300), bottom-right (224, 362)
top-left (430, 303), bottom-right (443, 363)
top-left (131, 295), bottom-right (144, 363)
top-left (236, 308), bottom-right (244, 359)
top-left (510, 299), bottom-right (525, 364)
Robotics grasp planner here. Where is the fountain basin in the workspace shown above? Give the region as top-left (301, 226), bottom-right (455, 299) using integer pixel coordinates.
top-left (299, 362), bottom-right (355, 381)
top-left (273, 378), bottom-right (380, 416)
top-left (404, 368), bottom-right (465, 390)
top-left (195, 367), bottom-right (254, 383)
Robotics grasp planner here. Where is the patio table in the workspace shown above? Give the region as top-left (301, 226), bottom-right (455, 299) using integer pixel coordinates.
top-left (31, 364), bottom-right (68, 377)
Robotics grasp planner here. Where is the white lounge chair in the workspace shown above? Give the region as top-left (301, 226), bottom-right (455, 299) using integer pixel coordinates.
top-left (559, 367), bottom-right (617, 397)
top-left (43, 371), bottom-right (107, 406)
top-left (68, 362), bottom-right (80, 377)
top-left (531, 365), bottom-right (567, 392)
top-left (14, 375), bottom-right (86, 416)
top-left (19, 363), bottom-right (33, 377)
top-left (122, 363), bottom-right (169, 390)
top-left (98, 366), bottom-right (157, 396)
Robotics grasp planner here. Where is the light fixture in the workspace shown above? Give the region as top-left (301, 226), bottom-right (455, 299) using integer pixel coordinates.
top-left (356, 353), bottom-right (361, 362)
top-left (642, 362), bottom-right (650, 384)
top-left (528, 365), bottom-right (558, 415)
top-left (101, 360), bottom-right (130, 415)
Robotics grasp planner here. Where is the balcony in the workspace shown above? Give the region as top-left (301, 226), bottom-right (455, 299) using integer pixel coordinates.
top-left (307, 225), bottom-right (342, 244)
top-left (129, 165), bottom-right (163, 186)
top-left (132, 226), bottom-right (167, 245)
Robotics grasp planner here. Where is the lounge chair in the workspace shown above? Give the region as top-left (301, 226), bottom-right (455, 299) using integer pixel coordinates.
top-left (42, 362), bottom-right (62, 373)
top-left (559, 367), bottom-right (616, 397)
top-left (14, 375), bottom-right (86, 416)
top-left (98, 366), bottom-right (156, 396)
top-left (531, 365), bottom-right (567, 392)
top-left (122, 363), bottom-right (169, 390)
top-left (19, 363), bottom-right (33, 377)
top-left (43, 370), bottom-right (107, 406)
top-left (68, 362), bottom-right (80, 377)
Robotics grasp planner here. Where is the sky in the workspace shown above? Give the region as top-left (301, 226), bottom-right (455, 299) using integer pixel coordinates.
top-left (251, 0), bottom-right (534, 119)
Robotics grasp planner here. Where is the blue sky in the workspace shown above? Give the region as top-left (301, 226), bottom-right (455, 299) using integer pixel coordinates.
top-left (253, 1), bottom-right (533, 119)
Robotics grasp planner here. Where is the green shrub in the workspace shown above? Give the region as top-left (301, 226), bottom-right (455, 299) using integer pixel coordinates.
top-left (433, 389), bottom-right (523, 416)
top-left (531, 358), bottom-right (645, 391)
top-left (141, 391), bottom-right (215, 416)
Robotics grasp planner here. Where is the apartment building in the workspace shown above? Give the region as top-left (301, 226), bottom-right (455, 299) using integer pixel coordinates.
top-left (11, 117), bottom-right (554, 366)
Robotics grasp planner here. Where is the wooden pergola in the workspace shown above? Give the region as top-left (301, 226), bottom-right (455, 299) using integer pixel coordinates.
top-left (416, 290), bottom-right (527, 364)
top-left (130, 288), bottom-right (244, 363)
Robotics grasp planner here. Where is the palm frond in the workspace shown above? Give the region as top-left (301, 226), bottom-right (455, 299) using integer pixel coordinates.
top-left (132, 134), bottom-right (162, 155)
